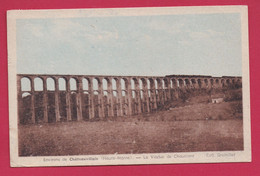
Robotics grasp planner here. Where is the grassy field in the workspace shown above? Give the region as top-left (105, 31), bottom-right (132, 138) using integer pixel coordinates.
top-left (19, 100), bottom-right (243, 156)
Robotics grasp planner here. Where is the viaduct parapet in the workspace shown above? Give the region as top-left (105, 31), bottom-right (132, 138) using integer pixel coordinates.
top-left (17, 74), bottom-right (242, 124)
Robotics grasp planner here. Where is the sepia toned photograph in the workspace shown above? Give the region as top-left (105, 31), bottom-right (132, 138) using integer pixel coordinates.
top-left (7, 6), bottom-right (251, 167)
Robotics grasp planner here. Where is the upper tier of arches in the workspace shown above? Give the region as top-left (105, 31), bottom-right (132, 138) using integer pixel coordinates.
top-left (18, 74), bottom-right (242, 93)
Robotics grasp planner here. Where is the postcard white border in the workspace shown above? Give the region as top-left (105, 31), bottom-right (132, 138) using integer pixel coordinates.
top-left (7, 6), bottom-right (251, 167)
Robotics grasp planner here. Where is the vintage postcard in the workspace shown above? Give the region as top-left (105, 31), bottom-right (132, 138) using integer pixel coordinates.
top-left (7, 6), bottom-right (251, 167)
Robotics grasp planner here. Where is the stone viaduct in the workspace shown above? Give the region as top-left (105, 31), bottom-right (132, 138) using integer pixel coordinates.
top-left (17, 74), bottom-right (242, 124)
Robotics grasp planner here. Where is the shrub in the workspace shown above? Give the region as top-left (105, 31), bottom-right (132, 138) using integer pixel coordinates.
top-left (224, 89), bottom-right (242, 102)
top-left (230, 101), bottom-right (243, 119)
top-left (178, 89), bottom-right (190, 103)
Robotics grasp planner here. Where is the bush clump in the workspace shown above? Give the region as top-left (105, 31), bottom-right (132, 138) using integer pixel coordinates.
top-left (230, 101), bottom-right (243, 119)
top-left (224, 89), bottom-right (242, 102)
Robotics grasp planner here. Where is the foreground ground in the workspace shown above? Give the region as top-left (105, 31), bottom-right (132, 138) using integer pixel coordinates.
top-left (19, 100), bottom-right (243, 156)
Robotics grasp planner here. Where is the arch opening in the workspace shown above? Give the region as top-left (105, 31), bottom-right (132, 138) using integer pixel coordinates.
top-left (34, 78), bottom-right (44, 123)
top-left (47, 77), bottom-right (55, 91)
top-left (21, 77), bottom-right (31, 92)
top-left (155, 79), bottom-right (159, 89)
top-left (46, 77), bottom-right (56, 122)
top-left (121, 79), bottom-right (126, 90)
top-left (58, 78), bottom-right (66, 91)
top-left (82, 78), bottom-right (89, 90)
top-left (20, 92), bottom-right (32, 124)
top-left (185, 79), bottom-right (190, 86)
top-left (139, 79), bottom-right (143, 90)
top-left (198, 79), bottom-right (202, 88)
top-left (112, 78), bottom-right (117, 90)
top-left (204, 79), bottom-right (209, 86)
top-left (69, 78), bottom-right (78, 121)
top-left (178, 79), bottom-right (184, 88)
top-left (93, 78), bottom-right (100, 91)
top-left (70, 78), bottom-right (77, 91)
top-left (103, 78), bottom-right (108, 90)
top-left (34, 77), bottom-right (43, 91)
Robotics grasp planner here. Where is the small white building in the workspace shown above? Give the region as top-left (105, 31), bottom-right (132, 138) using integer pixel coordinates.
top-left (211, 94), bottom-right (225, 103)
top-left (211, 98), bottom-right (224, 104)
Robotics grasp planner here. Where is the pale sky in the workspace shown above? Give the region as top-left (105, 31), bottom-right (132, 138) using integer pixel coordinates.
top-left (16, 13), bottom-right (242, 77)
